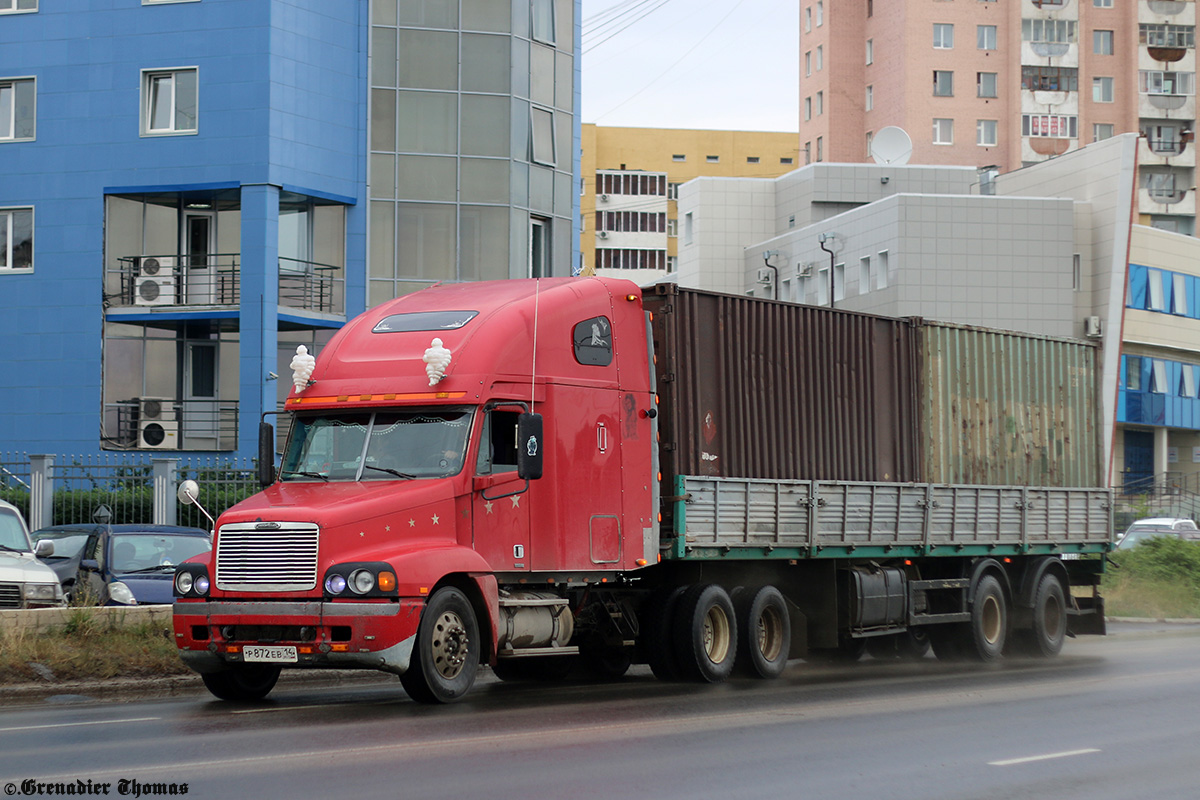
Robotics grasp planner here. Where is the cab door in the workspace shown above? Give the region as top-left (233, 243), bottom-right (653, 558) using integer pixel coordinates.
top-left (471, 409), bottom-right (530, 571)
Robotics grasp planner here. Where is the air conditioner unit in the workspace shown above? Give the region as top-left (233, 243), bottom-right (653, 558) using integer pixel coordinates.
top-left (137, 397), bottom-right (178, 449)
top-left (757, 268), bottom-right (774, 285)
top-left (598, 231), bottom-right (609, 239)
top-left (1084, 316), bottom-right (1102, 338)
top-left (599, 194), bottom-right (609, 202)
top-left (135, 256), bottom-right (176, 306)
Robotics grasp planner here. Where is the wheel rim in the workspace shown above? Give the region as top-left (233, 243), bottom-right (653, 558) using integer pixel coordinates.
top-left (1043, 591), bottom-right (1064, 638)
top-left (703, 604), bottom-right (732, 663)
top-left (980, 594), bottom-right (1002, 645)
top-left (431, 610), bottom-right (470, 680)
top-left (757, 605), bottom-right (784, 662)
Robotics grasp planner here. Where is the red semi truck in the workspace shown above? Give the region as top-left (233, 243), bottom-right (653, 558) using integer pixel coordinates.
top-left (173, 278), bottom-right (1111, 703)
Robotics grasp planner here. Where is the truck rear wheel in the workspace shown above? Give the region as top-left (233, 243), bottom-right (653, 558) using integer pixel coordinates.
top-left (200, 664), bottom-right (281, 702)
top-left (965, 574), bottom-right (1008, 662)
top-left (673, 584), bottom-right (737, 683)
top-left (733, 585), bottom-right (790, 678)
top-left (1013, 573), bottom-right (1066, 658)
top-left (401, 587), bottom-right (480, 704)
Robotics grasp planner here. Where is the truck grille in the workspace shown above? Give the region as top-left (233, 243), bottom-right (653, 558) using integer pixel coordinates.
top-left (215, 523), bottom-right (320, 592)
top-left (0, 583), bottom-right (20, 609)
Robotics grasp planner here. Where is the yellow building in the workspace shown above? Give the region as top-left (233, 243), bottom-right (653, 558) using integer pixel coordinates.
top-left (580, 125), bottom-right (799, 280)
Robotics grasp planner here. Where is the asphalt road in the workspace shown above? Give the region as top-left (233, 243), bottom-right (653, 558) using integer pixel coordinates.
top-left (1, 623), bottom-right (1198, 800)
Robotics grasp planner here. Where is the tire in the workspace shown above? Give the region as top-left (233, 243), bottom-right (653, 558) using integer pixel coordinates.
top-left (965, 574), bottom-right (1008, 662)
top-left (928, 627), bottom-right (964, 661)
top-left (641, 586), bottom-right (686, 682)
top-left (401, 587), bottom-right (480, 704)
top-left (200, 664), bottom-right (281, 702)
top-left (672, 584), bottom-right (737, 683)
top-left (1017, 574), bottom-right (1067, 658)
top-left (733, 585), bottom-right (790, 678)
top-left (581, 646), bottom-right (633, 680)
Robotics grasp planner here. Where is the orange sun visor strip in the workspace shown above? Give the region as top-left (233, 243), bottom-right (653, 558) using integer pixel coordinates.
top-left (287, 390), bottom-right (468, 406)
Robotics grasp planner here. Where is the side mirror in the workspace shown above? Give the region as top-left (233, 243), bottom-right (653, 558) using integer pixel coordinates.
top-left (177, 479), bottom-right (200, 506)
top-left (33, 539), bottom-right (54, 558)
top-left (258, 421), bottom-right (277, 487)
top-left (517, 413), bottom-right (543, 481)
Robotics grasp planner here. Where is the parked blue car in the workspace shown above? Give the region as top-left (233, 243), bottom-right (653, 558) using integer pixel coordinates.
top-left (31, 524), bottom-right (210, 605)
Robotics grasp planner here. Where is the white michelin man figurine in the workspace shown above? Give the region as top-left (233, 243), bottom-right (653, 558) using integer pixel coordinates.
top-left (423, 338), bottom-right (452, 386)
top-left (290, 345), bottom-right (316, 392)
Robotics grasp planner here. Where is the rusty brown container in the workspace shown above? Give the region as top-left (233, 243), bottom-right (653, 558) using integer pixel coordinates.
top-left (645, 284), bottom-right (922, 483)
top-left (915, 319), bottom-right (1101, 488)
top-left (644, 285), bottom-right (1102, 488)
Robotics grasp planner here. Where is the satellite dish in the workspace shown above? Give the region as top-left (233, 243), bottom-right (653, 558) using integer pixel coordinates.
top-left (871, 126), bottom-right (913, 165)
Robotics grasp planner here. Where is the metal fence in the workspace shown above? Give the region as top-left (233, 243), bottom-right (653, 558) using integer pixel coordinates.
top-left (0, 452), bottom-right (257, 531)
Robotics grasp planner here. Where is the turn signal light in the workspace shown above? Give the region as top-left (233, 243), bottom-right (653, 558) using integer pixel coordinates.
top-left (377, 571), bottom-right (397, 592)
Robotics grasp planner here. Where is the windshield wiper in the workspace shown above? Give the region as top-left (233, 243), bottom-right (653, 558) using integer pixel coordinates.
top-left (0, 544), bottom-right (29, 553)
top-left (362, 465), bottom-right (416, 479)
top-left (279, 470), bottom-right (329, 481)
top-left (122, 564), bottom-right (177, 574)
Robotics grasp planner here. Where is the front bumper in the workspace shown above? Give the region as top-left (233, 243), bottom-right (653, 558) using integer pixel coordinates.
top-left (173, 598), bottom-right (424, 676)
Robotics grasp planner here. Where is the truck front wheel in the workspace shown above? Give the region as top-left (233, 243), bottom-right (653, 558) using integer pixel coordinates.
top-left (200, 664), bottom-right (281, 702)
top-left (401, 587), bottom-right (480, 704)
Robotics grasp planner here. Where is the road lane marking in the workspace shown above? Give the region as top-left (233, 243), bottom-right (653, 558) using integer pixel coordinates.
top-left (0, 717), bottom-right (160, 733)
top-left (989, 749), bottom-right (1101, 767)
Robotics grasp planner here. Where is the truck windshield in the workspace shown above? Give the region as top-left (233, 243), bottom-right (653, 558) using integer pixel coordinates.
top-left (280, 410), bottom-right (473, 482)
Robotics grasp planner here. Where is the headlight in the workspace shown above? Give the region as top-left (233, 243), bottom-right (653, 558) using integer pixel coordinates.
top-left (22, 583), bottom-right (60, 601)
top-left (325, 574), bottom-right (347, 594)
top-left (195, 574), bottom-right (210, 595)
top-left (175, 572), bottom-right (194, 595)
top-left (108, 581), bottom-right (137, 605)
top-left (348, 569), bottom-right (375, 594)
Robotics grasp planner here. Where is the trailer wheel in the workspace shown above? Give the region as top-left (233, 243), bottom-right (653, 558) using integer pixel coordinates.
top-left (642, 586), bottom-right (686, 681)
top-left (733, 585), bottom-right (790, 678)
top-left (200, 664), bottom-right (281, 702)
top-left (1014, 573), bottom-right (1067, 658)
top-left (966, 574), bottom-right (1008, 662)
top-left (401, 587), bottom-right (480, 704)
top-left (673, 584), bottom-right (737, 683)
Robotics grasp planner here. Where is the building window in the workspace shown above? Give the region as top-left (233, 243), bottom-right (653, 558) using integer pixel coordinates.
top-left (977, 72), bottom-right (997, 98)
top-left (1126, 357), bottom-right (1142, 390)
top-left (816, 136), bottom-right (823, 162)
top-left (1094, 30), bottom-right (1114, 55)
top-left (933, 118), bottom-right (954, 144)
top-left (1094, 123), bottom-right (1114, 142)
top-left (1174, 273), bottom-right (1188, 315)
top-left (529, 106), bottom-right (555, 165)
top-left (0, 0), bottom-right (36, 12)
top-left (1093, 76), bottom-right (1114, 103)
top-left (859, 257), bottom-right (871, 296)
top-left (1140, 71), bottom-right (1195, 96)
top-left (0, 206), bottom-right (33, 272)
top-left (1151, 360), bottom-right (1168, 393)
top-left (804, 97), bottom-right (812, 121)
top-left (706, 155), bottom-right (719, 163)
top-left (934, 23), bottom-right (954, 49)
top-left (816, 45), bottom-right (823, 71)
top-left (977, 25), bottom-right (996, 51)
top-left (1022, 19), bottom-right (1077, 45)
top-left (531, 0), bottom-right (555, 45)
top-left (0, 77), bottom-right (35, 141)
top-left (867, 0), bottom-right (872, 16)
top-left (667, 218), bottom-right (677, 237)
top-left (866, 39), bottom-right (874, 65)
top-left (875, 250), bottom-right (889, 290)
top-left (1144, 124), bottom-right (1181, 153)
top-left (977, 119), bottom-right (997, 146)
top-left (1095, 0), bottom-right (1112, 6)
top-left (141, 68), bottom-right (197, 135)
top-left (1022, 114), bottom-right (1078, 138)
top-left (833, 262), bottom-right (844, 302)
top-left (1146, 171), bottom-right (1177, 200)
top-left (816, 1), bottom-right (822, 26)
top-left (667, 182), bottom-right (680, 200)
top-left (672, 154), bottom-right (685, 162)
top-left (933, 71), bottom-right (954, 96)
top-left (781, 157), bottom-right (793, 165)
top-left (747, 156), bottom-right (760, 164)
top-left (1021, 66), bottom-right (1078, 92)
top-left (1148, 269), bottom-right (1166, 311)
top-left (1140, 24), bottom-right (1195, 48)
top-left (865, 85), bottom-right (873, 111)
top-left (805, 51), bottom-right (812, 76)
top-left (804, 6), bottom-right (811, 32)
top-left (816, 91), bottom-right (823, 115)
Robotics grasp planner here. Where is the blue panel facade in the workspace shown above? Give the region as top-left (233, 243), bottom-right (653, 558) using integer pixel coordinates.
top-left (0, 0), bottom-right (366, 459)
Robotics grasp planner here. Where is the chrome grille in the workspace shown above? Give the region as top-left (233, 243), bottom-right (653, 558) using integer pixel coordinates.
top-left (0, 583), bottom-right (21, 609)
top-left (215, 523), bottom-right (320, 592)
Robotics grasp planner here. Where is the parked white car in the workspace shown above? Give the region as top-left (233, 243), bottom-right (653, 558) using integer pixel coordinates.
top-left (0, 499), bottom-right (66, 609)
top-left (1115, 517), bottom-right (1200, 550)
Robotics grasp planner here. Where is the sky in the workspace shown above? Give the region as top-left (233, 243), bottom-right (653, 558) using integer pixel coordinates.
top-left (581, 0), bottom-right (800, 132)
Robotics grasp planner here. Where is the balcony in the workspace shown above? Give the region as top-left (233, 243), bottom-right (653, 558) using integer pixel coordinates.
top-left (107, 254), bottom-right (343, 314)
top-left (1139, 186), bottom-right (1196, 215)
top-left (1139, 134), bottom-right (1196, 166)
top-left (105, 398), bottom-right (239, 452)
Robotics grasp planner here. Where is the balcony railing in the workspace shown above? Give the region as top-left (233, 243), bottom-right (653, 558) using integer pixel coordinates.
top-left (108, 253), bottom-right (343, 314)
top-left (104, 398), bottom-right (239, 452)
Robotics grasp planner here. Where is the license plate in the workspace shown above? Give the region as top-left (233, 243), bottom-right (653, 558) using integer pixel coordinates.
top-left (242, 645), bottom-right (297, 663)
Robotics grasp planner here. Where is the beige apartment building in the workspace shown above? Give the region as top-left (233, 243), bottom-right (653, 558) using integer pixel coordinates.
top-left (580, 124), bottom-right (799, 280)
top-left (801, 0), bottom-right (1195, 234)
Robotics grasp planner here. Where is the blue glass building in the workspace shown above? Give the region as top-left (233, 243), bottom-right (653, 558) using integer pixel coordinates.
top-left (0, 0), bottom-right (581, 460)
